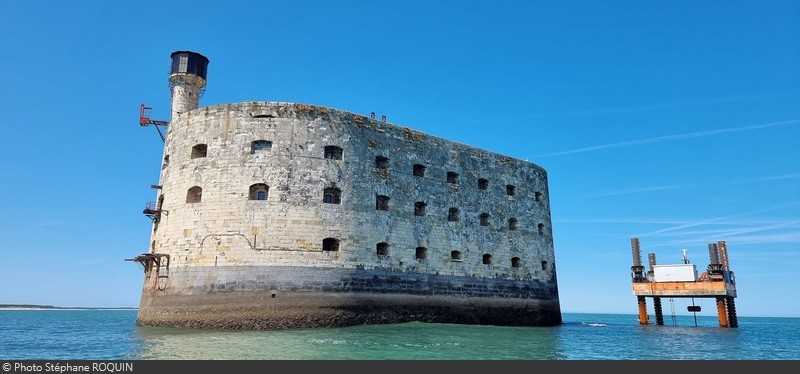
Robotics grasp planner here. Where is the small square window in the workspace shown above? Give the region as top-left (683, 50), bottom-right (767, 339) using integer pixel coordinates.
top-left (448, 208), bottom-right (460, 222)
top-left (447, 172), bottom-right (459, 184)
top-left (375, 156), bottom-right (389, 169)
top-left (508, 218), bottom-right (518, 230)
top-left (376, 195), bottom-right (389, 211)
top-left (324, 188), bottom-right (342, 204)
top-left (249, 183), bottom-right (269, 200)
top-left (413, 164), bottom-right (426, 177)
top-left (415, 247), bottom-right (428, 260)
top-left (191, 144), bottom-right (208, 159)
top-left (377, 242), bottom-right (389, 256)
top-left (324, 146), bottom-right (343, 160)
top-left (251, 140), bottom-right (272, 154)
top-left (414, 202), bottom-right (427, 216)
top-left (506, 185), bottom-right (516, 197)
top-left (323, 238), bottom-right (340, 252)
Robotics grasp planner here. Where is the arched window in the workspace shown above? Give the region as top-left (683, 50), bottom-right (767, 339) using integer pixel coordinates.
top-left (375, 156), bottom-right (389, 169)
top-left (414, 202), bottom-right (427, 216)
top-left (322, 238), bottom-right (340, 252)
top-left (451, 250), bottom-right (463, 261)
top-left (506, 185), bottom-right (516, 197)
top-left (376, 242), bottom-right (389, 256)
top-left (324, 146), bottom-right (343, 160)
top-left (251, 140), bottom-right (272, 154)
top-left (249, 184), bottom-right (269, 200)
top-left (478, 178), bottom-right (489, 190)
top-left (541, 261), bottom-right (549, 271)
top-left (538, 223), bottom-right (545, 235)
top-left (508, 218), bottom-right (518, 231)
top-left (480, 213), bottom-right (491, 226)
top-left (415, 247), bottom-right (428, 260)
top-left (535, 192), bottom-right (543, 202)
top-left (376, 195), bottom-right (389, 211)
top-left (413, 164), bottom-right (426, 177)
top-left (191, 144), bottom-right (207, 159)
top-left (162, 155), bottom-right (169, 170)
top-left (512, 257), bottom-right (522, 268)
top-left (448, 207), bottom-right (460, 222)
top-left (186, 186), bottom-right (202, 203)
top-left (482, 254), bottom-right (493, 265)
top-left (323, 187), bottom-right (341, 204)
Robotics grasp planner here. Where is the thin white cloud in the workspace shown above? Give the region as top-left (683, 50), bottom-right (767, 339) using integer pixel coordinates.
top-left (554, 217), bottom-right (798, 225)
top-left (555, 206), bottom-right (800, 250)
top-left (555, 97), bottom-right (756, 117)
top-left (745, 271), bottom-right (800, 279)
top-left (733, 251), bottom-right (800, 259)
top-left (651, 221), bottom-right (800, 239)
top-left (533, 119), bottom-right (800, 157)
top-left (638, 201), bottom-right (800, 237)
top-left (748, 173), bottom-right (800, 183)
top-left (587, 172), bottom-right (800, 198)
top-left (683, 172), bottom-right (800, 189)
top-left (638, 233), bottom-right (800, 251)
top-left (458, 96), bottom-right (762, 125)
top-left (722, 233), bottom-right (800, 245)
top-left (586, 185), bottom-right (682, 197)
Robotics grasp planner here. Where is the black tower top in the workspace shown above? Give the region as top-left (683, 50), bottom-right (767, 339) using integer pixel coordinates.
top-left (170, 51), bottom-right (209, 81)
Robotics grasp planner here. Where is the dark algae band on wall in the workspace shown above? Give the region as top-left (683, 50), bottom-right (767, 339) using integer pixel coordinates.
top-left (128, 51), bottom-right (561, 330)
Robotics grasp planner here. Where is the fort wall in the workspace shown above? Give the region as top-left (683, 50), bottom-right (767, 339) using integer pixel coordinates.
top-left (136, 100), bottom-right (561, 329)
top-left (154, 102), bottom-right (554, 278)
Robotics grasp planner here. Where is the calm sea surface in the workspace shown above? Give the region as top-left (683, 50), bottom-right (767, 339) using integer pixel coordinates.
top-left (1, 310), bottom-right (797, 360)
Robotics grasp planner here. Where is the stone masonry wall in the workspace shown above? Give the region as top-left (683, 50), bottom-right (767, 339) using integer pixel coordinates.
top-left (148, 102), bottom-right (556, 288)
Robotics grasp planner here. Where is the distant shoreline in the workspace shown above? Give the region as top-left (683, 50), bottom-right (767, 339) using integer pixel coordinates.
top-left (0, 304), bottom-right (137, 311)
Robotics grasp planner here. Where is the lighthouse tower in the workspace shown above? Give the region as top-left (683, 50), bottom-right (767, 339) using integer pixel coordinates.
top-left (168, 51), bottom-right (209, 119)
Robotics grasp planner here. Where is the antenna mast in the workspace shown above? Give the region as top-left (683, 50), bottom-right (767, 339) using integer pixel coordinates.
top-left (139, 104), bottom-right (168, 142)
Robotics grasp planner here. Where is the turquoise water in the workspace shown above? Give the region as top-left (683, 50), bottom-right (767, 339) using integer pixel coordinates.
top-left (1, 310), bottom-right (798, 360)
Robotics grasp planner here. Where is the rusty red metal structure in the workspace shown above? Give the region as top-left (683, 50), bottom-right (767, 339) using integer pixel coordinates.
top-left (631, 237), bottom-right (738, 328)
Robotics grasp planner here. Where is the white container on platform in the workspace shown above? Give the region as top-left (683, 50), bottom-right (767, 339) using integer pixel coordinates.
top-left (653, 264), bottom-right (698, 282)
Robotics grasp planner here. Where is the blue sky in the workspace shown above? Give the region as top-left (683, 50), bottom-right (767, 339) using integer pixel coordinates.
top-left (1, 0), bottom-right (798, 318)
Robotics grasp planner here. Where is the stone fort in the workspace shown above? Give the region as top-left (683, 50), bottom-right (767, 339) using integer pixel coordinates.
top-left (130, 51), bottom-right (562, 329)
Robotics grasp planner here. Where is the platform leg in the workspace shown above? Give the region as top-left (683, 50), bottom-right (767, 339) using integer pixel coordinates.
top-left (726, 297), bottom-right (739, 328)
top-left (637, 296), bottom-right (649, 325)
top-left (653, 297), bottom-right (664, 326)
top-left (716, 297), bottom-right (729, 327)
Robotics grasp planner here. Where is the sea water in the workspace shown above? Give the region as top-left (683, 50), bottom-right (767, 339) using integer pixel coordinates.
top-left (1, 310), bottom-right (797, 360)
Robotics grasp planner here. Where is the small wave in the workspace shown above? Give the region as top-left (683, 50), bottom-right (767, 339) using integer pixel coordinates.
top-left (582, 322), bottom-right (608, 327)
top-left (311, 338), bottom-right (347, 345)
